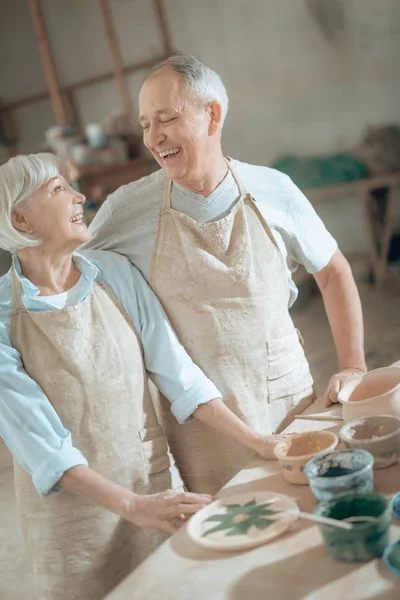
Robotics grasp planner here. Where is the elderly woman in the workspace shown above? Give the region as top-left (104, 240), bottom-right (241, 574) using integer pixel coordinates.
top-left (0, 154), bottom-right (282, 600)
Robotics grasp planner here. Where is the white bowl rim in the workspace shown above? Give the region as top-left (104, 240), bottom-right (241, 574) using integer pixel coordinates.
top-left (338, 367), bottom-right (400, 405)
top-left (274, 431), bottom-right (339, 462)
top-left (339, 414), bottom-right (400, 444)
top-left (304, 448), bottom-right (374, 480)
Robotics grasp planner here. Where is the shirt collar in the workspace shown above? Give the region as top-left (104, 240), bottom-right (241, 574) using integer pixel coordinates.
top-left (12, 251), bottom-right (99, 298)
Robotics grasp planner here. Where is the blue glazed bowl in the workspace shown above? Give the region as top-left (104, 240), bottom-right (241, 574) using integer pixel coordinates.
top-left (383, 539), bottom-right (400, 576)
top-left (304, 449), bottom-right (374, 501)
top-left (392, 492), bottom-right (400, 519)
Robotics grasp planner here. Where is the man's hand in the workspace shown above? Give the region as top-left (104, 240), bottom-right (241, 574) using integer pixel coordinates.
top-left (322, 367), bottom-right (366, 406)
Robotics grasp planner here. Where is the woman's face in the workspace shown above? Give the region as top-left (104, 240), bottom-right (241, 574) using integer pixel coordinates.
top-left (13, 175), bottom-right (90, 252)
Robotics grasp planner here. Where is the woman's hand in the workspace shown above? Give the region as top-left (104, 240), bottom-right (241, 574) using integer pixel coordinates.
top-left (59, 465), bottom-right (212, 534)
top-left (126, 490), bottom-right (213, 533)
top-left (253, 433), bottom-right (291, 460)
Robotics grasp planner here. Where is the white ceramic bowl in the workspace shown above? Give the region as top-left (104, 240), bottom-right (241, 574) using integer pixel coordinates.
top-left (274, 431), bottom-right (339, 485)
top-left (339, 415), bottom-right (400, 469)
top-left (338, 367), bottom-right (400, 422)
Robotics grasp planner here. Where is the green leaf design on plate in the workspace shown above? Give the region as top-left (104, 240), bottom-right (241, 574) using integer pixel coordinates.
top-left (202, 499), bottom-right (282, 537)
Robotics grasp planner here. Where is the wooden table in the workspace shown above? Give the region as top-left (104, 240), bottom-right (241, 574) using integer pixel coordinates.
top-left (305, 173), bottom-right (400, 286)
top-left (105, 400), bottom-right (400, 600)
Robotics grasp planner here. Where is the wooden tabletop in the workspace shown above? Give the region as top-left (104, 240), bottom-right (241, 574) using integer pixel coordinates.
top-left (105, 401), bottom-right (400, 600)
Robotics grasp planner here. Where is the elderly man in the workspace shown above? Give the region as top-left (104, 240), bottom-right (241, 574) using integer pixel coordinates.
top-left (85, 55), bottom-right (366, 494)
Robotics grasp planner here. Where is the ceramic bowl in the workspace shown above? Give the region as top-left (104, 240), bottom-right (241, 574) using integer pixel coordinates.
top-left (315, 492), bottom-right (391, 562)
top-left (338, 367), bottom-right (400, 421)
top-left (339, 415), bottom-right (400, 469)
top-left (274, 431), bottom-right (338, 485)
top-left (383, 540), bottom-right (400, 577)
top-left (304, 449), bottom-right (374, 501)
top-left (392, 492), bottom-right (400, 520)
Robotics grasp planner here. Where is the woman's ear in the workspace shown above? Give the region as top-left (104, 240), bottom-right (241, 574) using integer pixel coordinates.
top-left (207, 101), bottom-right (223, 136)
top-left (11, 209), bottom-right (34, 234)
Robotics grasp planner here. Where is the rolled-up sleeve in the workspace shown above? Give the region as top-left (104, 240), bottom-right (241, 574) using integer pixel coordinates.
top-left (0, 339), bottom-right (88, 497)
top-left (126, 265), bottom-right (222, 423)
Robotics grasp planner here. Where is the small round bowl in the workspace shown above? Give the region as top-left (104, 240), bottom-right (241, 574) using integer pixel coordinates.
top-left (383, 540), bottom-right (400, 577)
top-left (274, 431), bottom-right (338, 485)
top-left (392, 492), bottom-right (400, 520)
top-left (315, 492), bottom-right (391, 562)
top-left (304, 449), bottom-right (374, 501)
top-left (339, 415), bottom-right (400, 469)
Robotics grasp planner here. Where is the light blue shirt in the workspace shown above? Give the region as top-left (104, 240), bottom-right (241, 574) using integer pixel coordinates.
top-left (0, 250), bottom-right (221, 497)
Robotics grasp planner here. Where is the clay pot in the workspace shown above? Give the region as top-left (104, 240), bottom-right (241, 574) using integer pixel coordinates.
top-left (338, 367), bottom-right (400, 421)
top-left (274, 431), bottom-right (338, 485)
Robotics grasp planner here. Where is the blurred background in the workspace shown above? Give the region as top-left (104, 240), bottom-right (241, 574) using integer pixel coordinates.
top-left (0, 2), bottom-right (400, 597)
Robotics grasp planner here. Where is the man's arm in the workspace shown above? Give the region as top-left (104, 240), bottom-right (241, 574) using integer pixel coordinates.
top-left (313, 249), bottom-right (367, 404)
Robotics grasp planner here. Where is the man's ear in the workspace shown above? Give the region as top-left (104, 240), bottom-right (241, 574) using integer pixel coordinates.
top-left (207, 101), bottom-right (223, 135)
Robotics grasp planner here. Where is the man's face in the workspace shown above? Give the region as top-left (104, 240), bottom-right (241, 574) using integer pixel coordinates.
top-left (138, 68), bottom-right (212, 186)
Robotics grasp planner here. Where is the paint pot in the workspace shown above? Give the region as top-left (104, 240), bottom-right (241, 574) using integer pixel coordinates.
top-left (392, 492), bottom-right (400, 520)
top-left (315, 492), bottom-right (391, 562)
top-left (383, 540), bottom-right (400, 577)
top-left (274, 431), bottom-right (338, 485)
top-left (338, 367), bottom-right (400, 421)
top-left (304, 449), bottom-right (374, 501)
top-left (339, 415), bottom-right (400, 469)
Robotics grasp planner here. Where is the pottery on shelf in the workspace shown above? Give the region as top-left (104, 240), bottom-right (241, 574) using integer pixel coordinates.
top-left (339, 415), bottom-right (400, 469)
top-left (274, 431), bottom-right (338, 485)
top-left (315, 492), bottom-right (391, 562)
top-left (338, 367), bottom-right (400, 421)
top-left (304, 449), bottom-right (374, 501)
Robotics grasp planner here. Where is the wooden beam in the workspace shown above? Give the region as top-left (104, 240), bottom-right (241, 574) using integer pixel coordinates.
top-left (0, 55), bottom-right (168, 114)
top-left (28, 0), bottom-right (67, 125)
top-left (152, 0), bottom-right (173, 56)
top-left (64, 91), bottom-right (83, 136)
top-left (98, 0), bottom-right (134, 117)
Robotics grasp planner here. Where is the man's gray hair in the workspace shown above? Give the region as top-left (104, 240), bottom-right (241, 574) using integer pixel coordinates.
top-left (0, 153), bottom-right (68, 253)
top-left (150, 55), bottom-right (229, 128)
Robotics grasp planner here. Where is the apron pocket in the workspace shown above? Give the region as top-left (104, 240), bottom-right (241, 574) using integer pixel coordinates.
top-left (139, 425), bottom-right (172, 475)
top-left (267, 329), bottom-right (313, 402)
top-left (267, 330), bottom-right (306, 380)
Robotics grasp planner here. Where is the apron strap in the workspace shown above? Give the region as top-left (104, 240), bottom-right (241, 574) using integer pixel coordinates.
top-left (224, 157), bottom-right (247, 197)
top-left (162, 178), bottom-right (173, 209)
top-left (10, 264), bottom-right (26, 312)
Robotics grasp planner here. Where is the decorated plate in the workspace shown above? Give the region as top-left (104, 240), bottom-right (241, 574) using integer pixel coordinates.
top-left (186, 491), bottom-right (299, 551)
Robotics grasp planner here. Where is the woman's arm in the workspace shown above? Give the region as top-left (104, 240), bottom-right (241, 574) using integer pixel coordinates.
top-left (0, 338), bottom-right (88, 496)
top-left (59, 465), bottom-right (212, 533)
top-left (194, 399), bottom-right (287, 459)
top-left (0, 336), bottom-right (211, 530)
top-left (124, 262), bottom-right (286, 457)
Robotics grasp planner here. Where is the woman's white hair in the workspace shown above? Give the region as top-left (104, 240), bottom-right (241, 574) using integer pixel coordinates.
top-left (0, 153), bottom-right (69, 253)
top-left (149, 55), bottom-right (229, 128)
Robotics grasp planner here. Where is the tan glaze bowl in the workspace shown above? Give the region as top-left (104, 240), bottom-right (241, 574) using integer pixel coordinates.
top-left (338, 367), bottom-right (400, 422)
top-left (339, 415), bottom-right (400, 469)
top-left (274, 431), bottom-right (339, 485)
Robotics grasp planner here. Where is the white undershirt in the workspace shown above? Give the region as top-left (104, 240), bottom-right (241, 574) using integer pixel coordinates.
top-left (34, 274), bottom-right (86, 309)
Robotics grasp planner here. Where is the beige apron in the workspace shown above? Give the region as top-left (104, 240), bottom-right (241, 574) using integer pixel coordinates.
top-left (10, 267), bottom-right (181, 600)
top-left (150, 161), bottom-right (315, 494)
